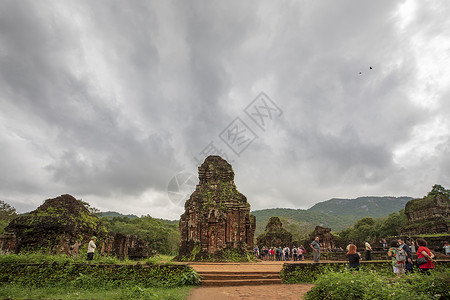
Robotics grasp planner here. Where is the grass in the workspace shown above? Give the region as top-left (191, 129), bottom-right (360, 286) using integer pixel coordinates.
top-left (0, 284), bottom-right (193, 300)
top-left (0, 253), bottom-right (197, 300)
top-left (0, 252), bottom-right (176, 265)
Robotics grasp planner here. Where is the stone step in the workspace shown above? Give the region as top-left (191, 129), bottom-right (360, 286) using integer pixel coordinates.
top-left (200, 273), bottom-right (280, 280)
top-left (201, 278), bottom-right (283, 287)
top-left (198, 271), bottom-right (282, 286)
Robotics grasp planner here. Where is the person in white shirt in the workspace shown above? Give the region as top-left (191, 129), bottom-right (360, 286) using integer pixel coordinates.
top-left (87, 236), bottom-right (97, 260)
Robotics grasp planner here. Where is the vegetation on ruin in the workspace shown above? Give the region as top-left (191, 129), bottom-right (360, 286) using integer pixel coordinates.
top-left (336, 184), bottom-right (449, 242)
top-left (305, 268), bottom-right (450, 300)
top-left (5, 195), bottom-right (110, 253)
top-left (256, 216), bottom-right (293, 247)
top-left (0, 200), bottom-right (17, 233)
top-left (176, 243), bottom-right (253, 262)
top-left (405, 184), bottom-right (450, 213)
top-left (0, 253), bottom-right (199, 299)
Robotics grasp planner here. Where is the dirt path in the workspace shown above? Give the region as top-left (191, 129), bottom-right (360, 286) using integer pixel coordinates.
top-left (187, 284), bottom-right (314, 299)
top-left (187, 261), bottom-right (286, 273)
top-left (186, 261), bottom-right (314, 299)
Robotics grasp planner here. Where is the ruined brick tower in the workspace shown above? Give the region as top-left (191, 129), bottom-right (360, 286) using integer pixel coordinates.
top-left (178, 156), bottom-right (255, 259)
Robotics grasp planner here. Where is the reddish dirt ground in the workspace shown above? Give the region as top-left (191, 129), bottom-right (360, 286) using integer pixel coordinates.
top-left (187, 283), bottom-right (314, 299)
top-left (186, 261), bottom-right (314, 299)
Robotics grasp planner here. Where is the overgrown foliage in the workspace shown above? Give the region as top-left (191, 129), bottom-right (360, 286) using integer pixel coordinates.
top-left (100, 215), bottom-right (180, 255)
top-left (0, 256), bottom-right (200, 289)
top-left (0, 200), bottom-right (17, 233)
top-left (176, 246), bottom-right (253, 262)
top-left (337, 184), bottom-right (449, 241)
top-left (305, 269), bottom-right (450, 300)
top-left (337, 210), bottom-right (408, 242)
top-left (281, 261), bottom-right (450, 283)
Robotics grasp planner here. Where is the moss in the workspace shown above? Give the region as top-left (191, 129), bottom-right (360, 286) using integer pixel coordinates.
top-left (6, 195), bottom-right (109, 253)
top-left (405, 193), bottom-right (449, 214)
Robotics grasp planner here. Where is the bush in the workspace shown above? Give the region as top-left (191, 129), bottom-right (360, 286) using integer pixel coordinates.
top-left (305, 269), bottom-right (450, 300)
top-left (0, 258), bottom-right (200, 288)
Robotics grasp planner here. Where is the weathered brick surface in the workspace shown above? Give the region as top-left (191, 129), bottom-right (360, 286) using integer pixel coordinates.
top-left (179, 156), bottom-right (255, 259)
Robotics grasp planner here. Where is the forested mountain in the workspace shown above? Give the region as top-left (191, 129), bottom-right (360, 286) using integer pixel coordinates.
top-left (251, 196), bottom-right (413, 239)
top-left (96, 211), bottom-right (138, 219)
top-left (251, 208), bottom-right (350, 239)
top-left (308, 196), bottom-right (413, 219)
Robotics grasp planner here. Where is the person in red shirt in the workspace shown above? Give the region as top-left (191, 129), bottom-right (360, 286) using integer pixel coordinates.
top-left (416, 238), bottom-right (435, 274)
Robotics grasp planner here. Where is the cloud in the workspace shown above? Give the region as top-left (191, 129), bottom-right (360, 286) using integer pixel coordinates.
top-left (0, 0), bottom-right (449, 219)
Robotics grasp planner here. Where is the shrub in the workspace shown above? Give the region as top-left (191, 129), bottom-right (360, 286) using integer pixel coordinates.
top-left (305, 269), bottom-right (450, 300)
top-left (0, 259), bottom-right (200, 288)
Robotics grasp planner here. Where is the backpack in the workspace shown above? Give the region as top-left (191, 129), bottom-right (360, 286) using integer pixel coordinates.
top-left (293, 248), bottom-right (298, 254)
top-left (396, 246), bottom-right (407, 263)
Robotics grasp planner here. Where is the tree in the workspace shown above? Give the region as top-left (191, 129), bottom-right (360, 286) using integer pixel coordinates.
top-left (427, 184), bottom-right (450, 198)
top-left (0, 200), bottom-right (18, 233)
top-left (377, 210), bottom-right (407, 238)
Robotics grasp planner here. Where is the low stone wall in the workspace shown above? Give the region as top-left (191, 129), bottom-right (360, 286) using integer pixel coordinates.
top-left (0, 232), bottom-right (151, 259)
top-left (0, 262), bottom-right (198, 287)
top-left (280, 260), bottom-right (450, 283)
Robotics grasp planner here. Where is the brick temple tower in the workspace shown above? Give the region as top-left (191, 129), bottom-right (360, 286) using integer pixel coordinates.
top-left (178, 156), bottom-right (255, 259)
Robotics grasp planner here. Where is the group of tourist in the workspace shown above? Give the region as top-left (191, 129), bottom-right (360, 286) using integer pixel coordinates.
top-left (254, 245), bottom-right (307, 261)
top-left (345, 238), bottom-right (437, 275)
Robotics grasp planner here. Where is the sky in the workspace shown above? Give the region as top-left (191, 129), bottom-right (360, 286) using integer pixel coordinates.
top-left (0, 0), bottom-right (449, 220)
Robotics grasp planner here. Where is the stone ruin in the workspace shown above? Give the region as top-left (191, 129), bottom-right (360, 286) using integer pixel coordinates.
top-left (402, 191), bottom-right (449, 235)
top-left (3, 194), bottom-right (150, 259)
top-left (256, 216), bottom-right (292, 247)
top-left (309, 226), bottom-right (335, 251)
top-left (178, 155), bottom-right (256, 259)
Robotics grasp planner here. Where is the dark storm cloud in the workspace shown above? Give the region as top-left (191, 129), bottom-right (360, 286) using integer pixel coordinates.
top-left (0, 0), bottom-right (449, 218)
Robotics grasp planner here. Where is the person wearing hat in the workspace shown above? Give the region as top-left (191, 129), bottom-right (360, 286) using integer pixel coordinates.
top-left (87, 236), bottom-right (97, 260)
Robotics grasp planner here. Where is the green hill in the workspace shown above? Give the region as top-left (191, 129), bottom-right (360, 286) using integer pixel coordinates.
top-left (251, 196), bottom-right (413, 240)
top-left (251, 208), bottom-right (350, 241)
top-left (96, 211), bottom-right (139, 219)
top-left (308, 196), bottom-right (412, 220)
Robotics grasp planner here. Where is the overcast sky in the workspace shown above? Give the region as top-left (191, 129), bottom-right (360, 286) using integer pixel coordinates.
top-left (1, 0), bottom-right (449, 220)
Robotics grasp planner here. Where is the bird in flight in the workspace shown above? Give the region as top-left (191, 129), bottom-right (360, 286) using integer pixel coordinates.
top-left (360, 67), bottom-right (373, 74)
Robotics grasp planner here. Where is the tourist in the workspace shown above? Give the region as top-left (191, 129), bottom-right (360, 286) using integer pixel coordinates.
top-left (416, 238), bottom-right (435, 275)
top-left (281, 247), bottom-right (285, 261)
top-left (292, 246), bottom-right (298, 261)
top-left (388, 240), bottom-right (405, 274)
top-left (270, 247), bottom-right (275, 261)
top-left (254, 246), bottom-right (259, 259)
top-left (444, 242), bottom-right (450, 256)
top-left (298, 246), bottom-right (303, 261)
top-left (87, 236), bottom-right (96, 261)
top-left (364, 240), bottom-right (372, 261)
top-left (346, 241), bottom-right (352, 252)
top-left (299, 245), bottom-right (306, 260)
top-left (346, 244), bottom-right (360, 271)
top-left (382, 239), bottom-right (387, 248)
top-left (284, 246), bottom-right (290, 261)
top-left (410, 240), bottom-right (416, 253)
top-left (310, 236), bottom-right (320, 263)
top-left (398, 238), bottom-right (413, 273)
top-left (275, 247), bottom-right (281, 261)
top-left (264, 247), bottom-right (269, 261)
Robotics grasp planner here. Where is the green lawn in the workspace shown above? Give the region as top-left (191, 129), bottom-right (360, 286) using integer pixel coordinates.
top-left (0, 284), bottom-right (193, 300)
